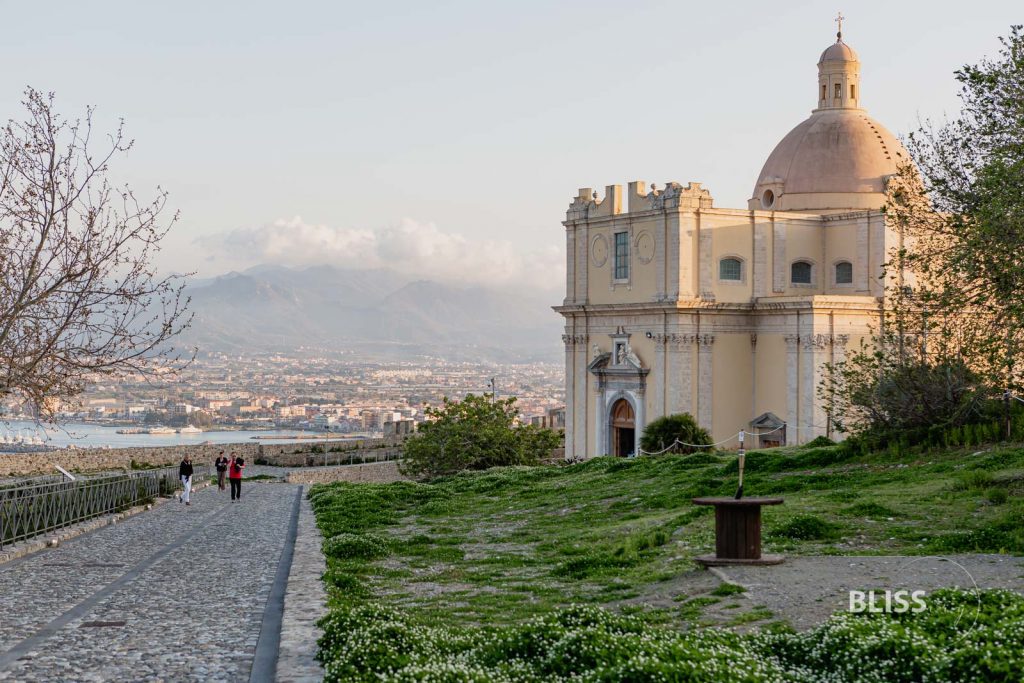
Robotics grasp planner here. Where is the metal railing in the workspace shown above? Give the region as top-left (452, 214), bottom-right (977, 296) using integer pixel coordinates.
top-left (0, 465), bottom-right (208, 549)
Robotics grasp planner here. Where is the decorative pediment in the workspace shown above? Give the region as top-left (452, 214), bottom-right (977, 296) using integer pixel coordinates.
top-left (587, 351), bottom-right (645, 373)
top-left (749, 412), bottom-right (785, 430)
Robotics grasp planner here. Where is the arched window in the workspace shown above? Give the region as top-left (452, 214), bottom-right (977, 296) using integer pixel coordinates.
top-left (835, 261), bottom-right (853, 285)
top-left (719, 257), bottom-right (743, 281)
top-left (791, 260), bottom-right (813, 285)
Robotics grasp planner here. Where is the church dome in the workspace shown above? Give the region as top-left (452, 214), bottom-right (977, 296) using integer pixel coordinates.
top-left (818, 41), bottom-right (858, 63)
top-left (750, 31), bottom-right (908, 213)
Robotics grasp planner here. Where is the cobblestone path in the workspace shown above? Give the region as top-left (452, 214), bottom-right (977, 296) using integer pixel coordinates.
top-left (0, 483), bottom-right (302, 682)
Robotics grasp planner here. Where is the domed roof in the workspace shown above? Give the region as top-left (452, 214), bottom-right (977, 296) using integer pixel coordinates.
top-left (749, 30), bottom-right (911, 212)
top-left (819, 40), bottom-right (858, 63)
top-left (754, 110), bottom-right (905, 200)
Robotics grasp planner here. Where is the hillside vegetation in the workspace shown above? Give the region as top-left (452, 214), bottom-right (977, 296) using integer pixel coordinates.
top-left (310, 442), bottom-right (1024, 680)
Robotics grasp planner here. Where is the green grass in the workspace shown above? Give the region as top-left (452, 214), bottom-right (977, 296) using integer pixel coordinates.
top-left (309, 443), bottom-right (1024, 632)
top-left (711, 582), bottom-right (747, 597)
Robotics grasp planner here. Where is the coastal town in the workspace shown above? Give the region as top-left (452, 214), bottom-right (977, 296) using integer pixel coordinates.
top-left (0, 353), bottom-right (565, 447)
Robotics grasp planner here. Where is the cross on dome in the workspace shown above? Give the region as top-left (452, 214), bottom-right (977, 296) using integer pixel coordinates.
top-left (835, 11), bottom-right (845, 40)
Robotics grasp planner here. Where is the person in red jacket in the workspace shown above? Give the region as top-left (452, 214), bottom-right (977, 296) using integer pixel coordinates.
top-left (228, 452), bottom-right (245, 502)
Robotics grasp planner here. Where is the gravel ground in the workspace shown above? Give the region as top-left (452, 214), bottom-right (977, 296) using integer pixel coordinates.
top-left (714, 554), bottom-right (1024, 630)
top-left (0, 483), bottom-right (301, 682)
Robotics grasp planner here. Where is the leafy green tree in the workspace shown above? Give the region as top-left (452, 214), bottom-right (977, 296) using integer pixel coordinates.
top-left (400, 394), bottom-right (561, 478)
top-left (825, 26), bottom-right (1024, 437)
top-left (821, 341), bottom-right (985, 434)
top-left (639, 413), bottom-right (711, 455)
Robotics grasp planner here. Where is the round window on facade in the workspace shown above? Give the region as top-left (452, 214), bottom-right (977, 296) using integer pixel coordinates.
top-left (761, 189), bottom-right (775, 209)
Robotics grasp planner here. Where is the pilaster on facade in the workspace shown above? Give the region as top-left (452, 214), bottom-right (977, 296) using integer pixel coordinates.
top-left (564, 224), bottom-right (577, 304)
top-left (577, 222), bottom-right (589, 302)
top-left (695, 334), bottom-right (715, 431)
top-left (652, 333), bottom-right (667, 415)
top-left (753, 221), bottom-right (768, 298)
top-left (677, 212), bottom-right (696, 299)
top-left (698, 221), bottom-right (714, 300)
top-left (784, 335), bottom-right (800, 445)
top-left (870, 214), bottom-right (887, 298)
top-left (669, 213), bottom-right (682, 301)
top-left (575, 342), bottom-right (589, 459)
top-left (785, 333), bottom-right (851, 445)
top-left (855, 215), bottom-right (869, 294)
top-left (773, 221), bottom-right (786, 293)
top-left (670, 334), bottom-right (694, 417)
top-left (800, 334), bottom-right (818, 445)
top-left (561, 333), bottom-right (590, 459)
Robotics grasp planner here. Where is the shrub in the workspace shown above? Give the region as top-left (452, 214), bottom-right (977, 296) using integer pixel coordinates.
top-left (323, 569), bottom-right (370, 597)
top-left (953, 470), bottom-right (995, 491)
top-left (711, 583), bottom-right (746, 597)
top-left (316, 590), bottom-right (1024, 682)
top-left (985, 487), bottom-right (1009, 505)
top-left (400, 394), bottom-right (561, 478)
top-left (929, 506), bottom-right (1024, 553)
top-left (767, 514), bottom-right (840, 541)
top-left (552, 552), bottom-right (639, 579)
top-left (842, 501), bottom-right (898, 519)
top-left (323, 532), bottom-right (390, 560)
top-left (640, 413), bottom-right (712, 455)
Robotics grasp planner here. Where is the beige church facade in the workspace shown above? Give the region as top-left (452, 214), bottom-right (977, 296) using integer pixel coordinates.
top-left (555, 31), bottom-right (908, 457)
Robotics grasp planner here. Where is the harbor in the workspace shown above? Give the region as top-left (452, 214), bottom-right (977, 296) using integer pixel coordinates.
top-left (0, 420), bottom-right (373, 452)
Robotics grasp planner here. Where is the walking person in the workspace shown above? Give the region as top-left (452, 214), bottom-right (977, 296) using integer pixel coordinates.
top-left (229, 452), bottom-right (245, 502)
top-left (215, 451), bottom-right (229, 491)
top-left (179, 454), bottom-right (194, 506)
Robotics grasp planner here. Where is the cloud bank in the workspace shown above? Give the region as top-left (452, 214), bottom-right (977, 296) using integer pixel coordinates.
top-left (198, 217), bottom-right (564, 291)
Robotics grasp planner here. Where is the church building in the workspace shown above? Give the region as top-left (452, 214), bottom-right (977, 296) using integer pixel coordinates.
top-left (555, 27), bottom-right (908, 457)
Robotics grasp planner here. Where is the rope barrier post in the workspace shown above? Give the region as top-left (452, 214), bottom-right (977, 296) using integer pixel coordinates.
top-left (734, 429), bottom-right (745, 500)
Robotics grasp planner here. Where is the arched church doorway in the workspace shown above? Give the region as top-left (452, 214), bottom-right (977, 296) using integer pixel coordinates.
top-left (610, 399), bottom-right (635, 457)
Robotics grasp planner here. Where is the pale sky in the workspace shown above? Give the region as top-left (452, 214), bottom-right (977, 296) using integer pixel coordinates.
top-left (1, 0), bottom-right (1017, 290)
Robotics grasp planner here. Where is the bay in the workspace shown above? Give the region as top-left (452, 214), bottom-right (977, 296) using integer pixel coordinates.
top-left (0, 420), bottom-right (368, 451)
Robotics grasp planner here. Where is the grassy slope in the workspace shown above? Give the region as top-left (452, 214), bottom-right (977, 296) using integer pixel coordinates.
top-left (310, 443), bottom-right (1024, 631)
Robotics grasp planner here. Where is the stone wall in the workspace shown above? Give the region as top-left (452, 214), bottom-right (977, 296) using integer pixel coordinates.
top-left (285, 461), bottom-right (407, 485)
top-left (0, 437), bottom-right (406, 477)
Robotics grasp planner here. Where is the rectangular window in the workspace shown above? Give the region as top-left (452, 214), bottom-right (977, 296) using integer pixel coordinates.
top-left (821, 84), bottom-right (826, 101)
top-left (614, 232), bottom-right (629, 280)
top-left (850, 84), bottom-right (856, 100)
top-left (834, 83), bottom-right (841, 98)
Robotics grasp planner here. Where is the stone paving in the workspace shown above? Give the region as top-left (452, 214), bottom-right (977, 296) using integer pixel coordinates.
top-left (0, 483), bottom-right (305, 682)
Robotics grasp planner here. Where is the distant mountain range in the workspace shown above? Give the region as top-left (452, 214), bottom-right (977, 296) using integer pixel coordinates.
top-left (177, 265), bottom-right (563, 362)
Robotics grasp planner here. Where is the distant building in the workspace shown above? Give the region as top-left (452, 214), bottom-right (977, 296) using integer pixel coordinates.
top-left (384, 419), bottom-right (415, 437)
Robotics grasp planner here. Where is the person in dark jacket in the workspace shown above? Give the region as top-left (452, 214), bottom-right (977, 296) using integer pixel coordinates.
top-left (214, 451), bottom-right (229, 491)
top-left (179, 455), bottom-right (194, 506)
top-left (228, 453), bottom-right (245, 502)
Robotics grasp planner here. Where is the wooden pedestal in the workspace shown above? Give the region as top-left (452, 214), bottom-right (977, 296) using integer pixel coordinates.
top-left (692, 497), bottom-right (784, 566)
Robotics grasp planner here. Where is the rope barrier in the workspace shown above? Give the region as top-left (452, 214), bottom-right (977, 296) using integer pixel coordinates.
top-left (634, 418), bottom-right (832, 456)
top-left (637, 430), bottom-right (741, 456)
top-left (637, 439), bottom-right (686, 456)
